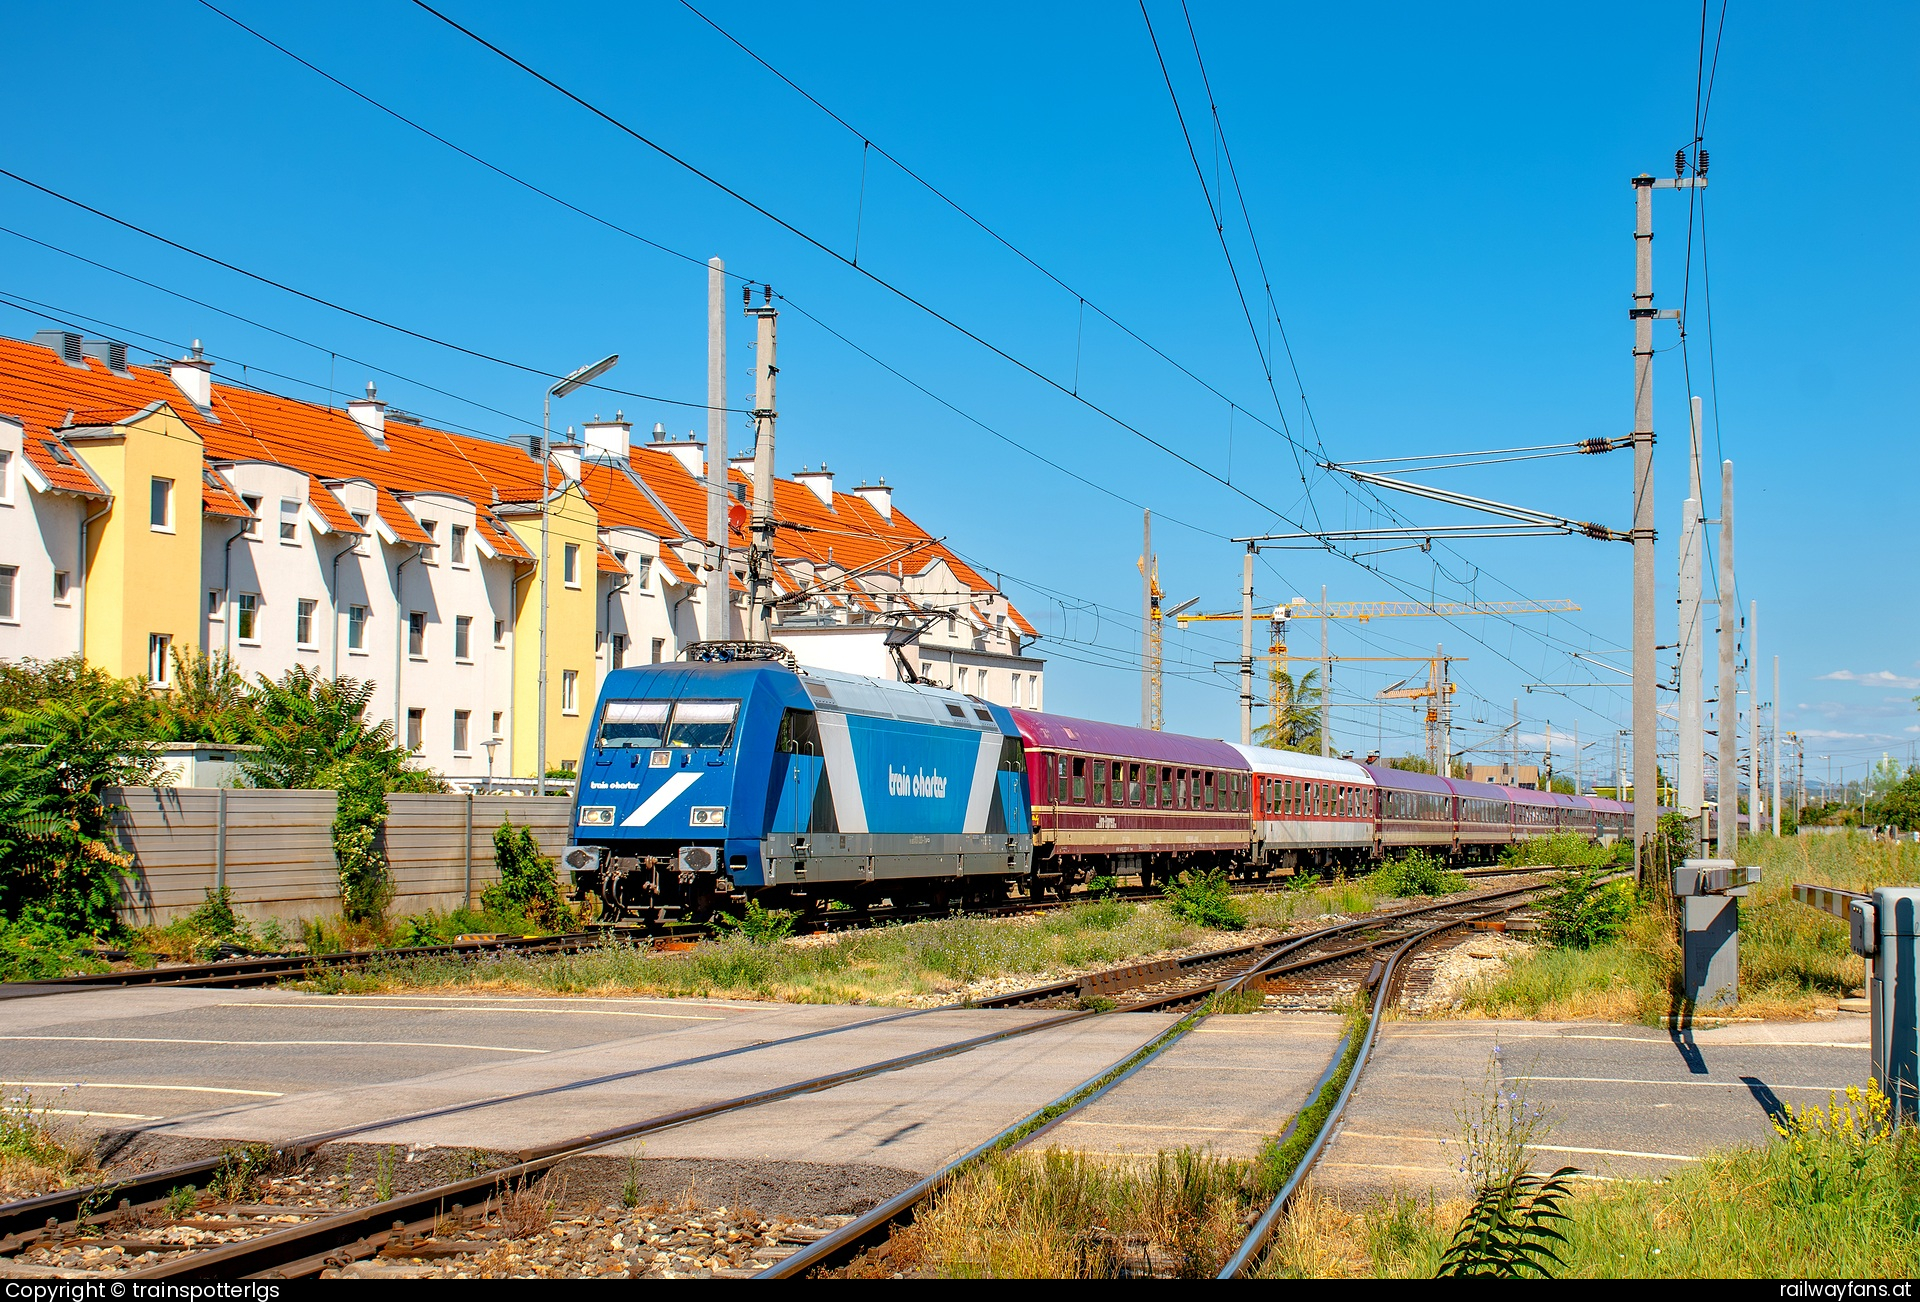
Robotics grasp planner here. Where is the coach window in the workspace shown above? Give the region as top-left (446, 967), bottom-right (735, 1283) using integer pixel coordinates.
top-left (1092, 760), bottom-right (1108, 806)
top-left (1056, 756), bottom-right (1070, 803)
top-left (1144, 766), bottom-right (1158, 808)
top-left (1127, 763), bottom-right (1142, 806)
top-left (1160, 767), bottom-right (1174, 808)
top-left (1072, 757), bottom-right (1087, 803)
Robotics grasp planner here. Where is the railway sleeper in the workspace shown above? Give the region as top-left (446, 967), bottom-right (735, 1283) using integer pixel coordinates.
top-left (1076, 957), bottom-right (1182, 1001)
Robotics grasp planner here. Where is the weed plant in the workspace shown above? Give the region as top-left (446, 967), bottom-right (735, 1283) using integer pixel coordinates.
top-left (1368, 851), bottom-right (1465, 899)
top-left (708, 899), bottom-right (797, 944)
top-left (1161, 869), bottom-right (1248, 930)
top-left (0, 1090), bottom-right (97, 1197)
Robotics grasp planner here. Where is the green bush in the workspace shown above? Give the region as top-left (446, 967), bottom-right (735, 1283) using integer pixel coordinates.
top-left (1543, 868), bottom-right (1635, 948)
top-left (1162, 868), bottom-right (1248, 931)
top-left (481, 818), bottom-right (567, 930)
top-left (0, 915), bottom-right (107, 982)
top-left (1370, 851), bottom-right (1466, 897)
top-left (710, 898), bottom-right (798, 944)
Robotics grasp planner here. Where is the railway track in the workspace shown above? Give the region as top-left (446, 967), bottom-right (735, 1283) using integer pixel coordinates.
top-left (754, 879), bottom-right (1558, 1278)
top-left (0, 874), bottom-right (1583, 1278)
top-left (1, 862), bottom-right (1575, 1002)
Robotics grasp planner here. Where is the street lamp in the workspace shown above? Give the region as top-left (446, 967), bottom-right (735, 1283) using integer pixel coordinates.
top-left (539, 354), bottom-right (618, 797)
top-left (482, 735), bottom-right (500, 795)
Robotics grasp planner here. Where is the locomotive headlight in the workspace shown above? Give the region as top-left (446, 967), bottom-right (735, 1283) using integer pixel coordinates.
top-left (689, 806), bottom-right (727, 827)
top-left (579, 806), bottom-right (615, 826)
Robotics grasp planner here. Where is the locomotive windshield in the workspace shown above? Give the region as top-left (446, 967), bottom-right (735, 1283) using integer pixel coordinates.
top-left (664, 700), bottom-right (739, 749)
top-left (598, 699), bottom-right (670, 748)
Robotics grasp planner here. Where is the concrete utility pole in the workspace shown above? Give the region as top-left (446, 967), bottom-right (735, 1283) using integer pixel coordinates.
top-left (1513, 698), bottom-right (1520, 779)
top-left (743, 285), bottom-right (779, 641)
top-left (704, 257), bottom-right (730, 642)
top-left (1141, 511), bottom-right (1153, 728)
top-left (1239, 546), bottom-right (1255, 745)
top-left (1320, 585), bottom-right (1331, 757)
top-left (1773, 655), bottom-right (1782, 837)
top-left (1678, 395), bottom-right (1706, 843)
top-left (1749, 600), bottom-right (1761, 836)
top-left (1574, 720), bottom-right (1580, 796)
top-left (1631, 165), bottom-right (1704, 875)
top-left (1717, 458), bottom-right (1737, 858)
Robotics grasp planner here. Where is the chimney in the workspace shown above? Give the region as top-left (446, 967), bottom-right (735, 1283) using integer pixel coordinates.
top-left (80, 338), bottom-right (130, 376)
top-left (662, 430), bottom-right (706, 479)
top-left (794, 463), bottom-right (835, 508)
top-left (32, 330), bottom-right (86, 368)
top-left (550, 428), bottom-right (582, 483)
top-left (852, 476), bottom-right (893, 521)
top-left (581, 410), bottom-right (632, 461)
top-left (347, 380), bottom-right (388, 448)
top-left (169, 339), bottom-right (214, 410)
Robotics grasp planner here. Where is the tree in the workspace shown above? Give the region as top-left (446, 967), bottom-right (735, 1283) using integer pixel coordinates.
top-left (241, 669), bottom-right (443, 921)
top-left (1387, 755), bottom-right (1435, 774)
top-left (154, 649), bottom-right (255, 744)
top-left (0, 685), bottom-right (160, 935)
top-left (1878, 766), bottom-right (1920, 832)
top-left (1253, 666), bottom-right (1322, 754)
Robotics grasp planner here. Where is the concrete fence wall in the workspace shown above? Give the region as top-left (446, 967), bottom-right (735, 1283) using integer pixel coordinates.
top-left (107, 787), bottom-right (574, 926)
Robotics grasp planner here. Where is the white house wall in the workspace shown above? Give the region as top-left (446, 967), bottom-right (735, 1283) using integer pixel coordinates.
top-left (0, 416), bottom-right (86, 661)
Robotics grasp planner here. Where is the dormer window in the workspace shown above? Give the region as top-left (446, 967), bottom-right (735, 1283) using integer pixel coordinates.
top-left (450, 524), bottom-right (468, 565)
top-left (279, 499), bottom-right (300, 542)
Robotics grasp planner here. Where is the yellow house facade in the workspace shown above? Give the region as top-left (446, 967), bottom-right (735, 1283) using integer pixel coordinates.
top-left (501, 484), bottom-right (602, 778)
top-left (67, 403), bottom-right (205, 684)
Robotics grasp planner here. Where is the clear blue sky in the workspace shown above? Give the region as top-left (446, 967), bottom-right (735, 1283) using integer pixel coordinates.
top-left (5, 2), bottom-right (1914, 788)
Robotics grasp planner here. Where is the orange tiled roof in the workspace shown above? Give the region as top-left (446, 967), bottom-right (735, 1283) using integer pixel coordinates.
top-left (595, 540), bottom-right (627, 576)
top-left (304, 475), bottom-right (364, 534)
top-left (202, 465), bottom-right (252, 519)
top-left (0, 333), bottom-right (1034, 635)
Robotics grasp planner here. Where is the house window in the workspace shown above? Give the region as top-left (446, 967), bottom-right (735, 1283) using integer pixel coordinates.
top-left (491, 710), bottom-right (503, 739)
top-left (242, 494), bottom-right (262, 536)
top-left (348, 604), bottom-right (368, 650)
top-left (295, 598), bottom-right (316, 646)
top-left (634, 555), bottom-right (653, 585)
top-left (453, 709), bottom-right (471, 754)
top-left (493, 618), bottom-right (506, 646)
top-left (279, 499), bottom-right (299, 542)
top-left (650, 638), bottom-right (664, 664)
top-left (0, 449), bottom-right (11, 502)
top-left (455, 615), bottom-right (472, 660)
top-left (0, 565), bottom-right (14, 620)
top-left (207, 588), bottom-right (223, 619)
top-left (148, 633), bottom-right (171, 685)
top-left (450, 524), bottom-right (467, 565)
top-left (406, 708), bottom-right (424, 751)
top-left (408, 611), bottom-right (426, 657)
top-left (150, 477), bottom-right (173, 530)
top-left (236, 592), bottom-right (259, 641)
top-left (420, 519), bottom-right (438, 555)
top-left (563, 543), bottom-right (579, 586)
top-left (561, 669), bottom-right (579, 714)
top-left (611, 634), bottom-right (627, 668)
top-left (53, 571), bottom-right (70, 604)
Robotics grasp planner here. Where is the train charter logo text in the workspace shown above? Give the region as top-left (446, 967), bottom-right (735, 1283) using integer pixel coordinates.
top-left (888, 766), bottom-right (949, 798)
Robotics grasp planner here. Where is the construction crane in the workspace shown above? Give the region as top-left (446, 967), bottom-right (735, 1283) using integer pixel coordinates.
top-left (1375, 650), bottom-right (1460, 774)
top-left (1138, 512), bottom-right (1197, 731)
top-left (1174, 596), bottom-right (1578, 748)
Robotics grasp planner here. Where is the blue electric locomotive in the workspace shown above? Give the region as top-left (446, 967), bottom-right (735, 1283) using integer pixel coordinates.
top-left (562, 646), bottom-right (1033, 921)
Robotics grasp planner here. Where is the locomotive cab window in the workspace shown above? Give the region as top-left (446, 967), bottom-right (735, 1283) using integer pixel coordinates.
top-left (665, 700), bottom-right (739, 749)
top-left (597, 699), bottom-right (670, 749)
top-left (775, 709), bottom-right (822, 755)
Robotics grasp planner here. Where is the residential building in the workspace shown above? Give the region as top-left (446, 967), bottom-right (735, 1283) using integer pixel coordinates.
top-left (0, 328), bottom-right (1044, 782)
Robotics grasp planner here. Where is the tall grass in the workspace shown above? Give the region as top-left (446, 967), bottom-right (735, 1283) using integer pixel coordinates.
top-left (307, 898), bottom-right (1208, 1004)
top-left (901, 1146), bottom-right (1256, 1278)
top-left (0, 1090), bottom-right (97, 1198)
top-left (1270, 1089), bottom-right (1920, 1278)
top-left (1459, 831), bottom-right (1919, 1023)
